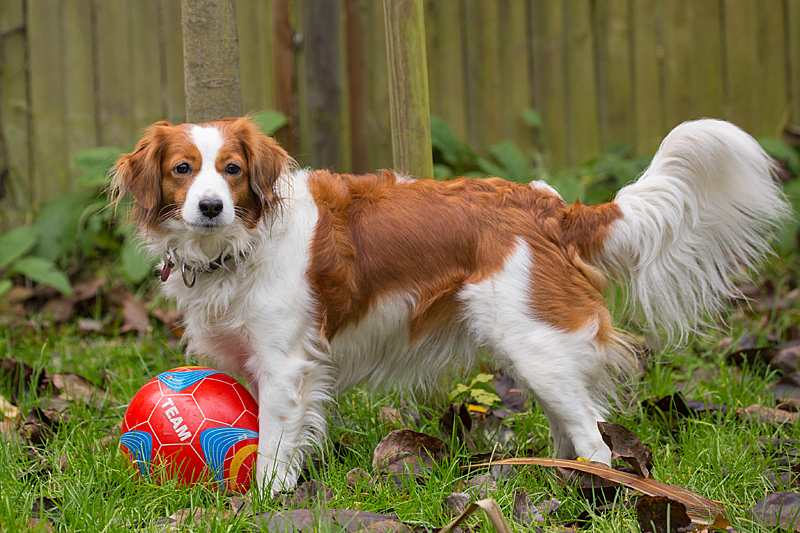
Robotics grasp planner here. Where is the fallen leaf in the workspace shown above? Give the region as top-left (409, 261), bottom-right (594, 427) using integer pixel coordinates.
top-left (1, 394), bottom-right (19, 419)
top-left (778, 399), bottom-right (800, 412)
top-left (21, 407), bottom-right (64, 446)
top-left (380, 406), bottom-right (405, 427)
top-left (738, 404), bottom-right (799, 425)
top-left (346, 467), bottom-right (372, 491)
top-left (438, 498), bottom-right (512, 533)
top-left (118, 295), bottom-right (150, 334)
top-left (152, 307), bottom-right (183, 337)
top-left (1, 419), bottom-right (22, 444)
top-left (636, 496), bottom-right (692, 533)
top-left (26, 518), bottom-right (54, 532)
top-left (775, 373), bottom-right (800, 399)
top-left (42, 297), bottom-right (74, 323)
top-left (372, 429), bottom-right (448, 478)
top-left (727, 345), bottom-right (776, 367)
top-left (253, 509), bottom-right (401, 533)
top-left (439, 403), bottom-right (475, 451)
top-left (164, 507), bottom-right (209, 529)
top-left (281, 480), bottom-right (333, 508)
top-left (469, 457), bottom-right (723, 522)
top-left (512, 490), bottom-right (559, 526)
top-left (77, 318), bottom-right (103, 333)
top-left (466, 472), bottom-right (497, 499)
top-left (495, 374), bottom-right (526, 413)
top-left (4, 286), bottom-right (34, 303)
top-left (443, 492), bottom-right (471, 516)
top-left (70, 277), bottom-right (106, 302)
top-left (556, 466), bottom-right (620, 503)
top-left (772, 345), bottom-right (800, 374)
top-left (598, 421), bottom-right (653, 477)
top-left (353, 520), bottom-right (413, 532)
top-left (49, 372), bottom-right (107, 409)
top-left (750, 491), bottom-right (800, 531)
top-left (0, 357), bottom-right (46, 401)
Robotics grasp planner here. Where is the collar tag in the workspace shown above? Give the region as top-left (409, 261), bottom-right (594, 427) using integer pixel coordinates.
top-left (160, 262), bottom-right (172, 282)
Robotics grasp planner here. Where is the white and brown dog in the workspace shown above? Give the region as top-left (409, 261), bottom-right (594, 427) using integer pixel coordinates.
top-left (112, 117), bottom-right (788, 493)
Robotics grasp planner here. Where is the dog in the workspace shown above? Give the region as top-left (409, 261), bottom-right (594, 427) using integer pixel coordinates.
top-left (112, 116), bottom-right (788, 494)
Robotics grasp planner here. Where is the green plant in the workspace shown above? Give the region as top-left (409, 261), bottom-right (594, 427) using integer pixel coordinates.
top-left (448, 373), bottom-right (501, 408)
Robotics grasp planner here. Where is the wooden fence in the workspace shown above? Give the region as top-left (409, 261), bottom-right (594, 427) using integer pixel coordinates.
top-left (1, 0), bottom-right (799, 226)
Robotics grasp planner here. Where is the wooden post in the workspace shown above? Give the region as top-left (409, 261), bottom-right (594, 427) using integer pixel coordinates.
top-left (383, 0), bottom-right (433, 179)
top-left (181, 0), bottom-right (242, 122)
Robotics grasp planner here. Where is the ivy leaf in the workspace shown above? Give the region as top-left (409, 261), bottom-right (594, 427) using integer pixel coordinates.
top-left (522, 108), bottom-right (543, 129)
top-left (252, 110), bottom-right (289, 136)
top-left (759, 137), bottom-right (800, 177)
top-left (0, 279), bottom-right (12, 298)
top-left (120, 238), bottom-right (155, 284)
top-left (470, 389), bottom-right (501, 407)
top-left (490, 141), bottom-right (530, 183)
top-left (449, 383), bottom-right (471, 402)
top-left (71, 146), bottom-right (124, 187)
top-left (0, 226), bottom-right (38, 271)
top-left (470, 373), bottom-right (495, 386)
top-left (12, 257), bottom-right (72, 296)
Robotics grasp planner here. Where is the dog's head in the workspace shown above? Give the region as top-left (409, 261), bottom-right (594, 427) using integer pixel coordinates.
top-left (111, 117), bottom-right (290, 231)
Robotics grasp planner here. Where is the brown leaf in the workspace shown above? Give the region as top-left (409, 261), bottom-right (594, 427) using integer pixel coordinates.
top-left (466, 472), bottom-right (497, 499)
top-left (50, 372), bottom-right (107, 409)
top-left (727, 345), bottom-right (776, 367)
top-left (253, 509), bottom-right (400, 533)
top-left (512, 490), bottom-right (560, 526)
top-left (738, 404), bottom-right (799, 425)
top-left (772, 344), bottom-right (800, 374)
top-left (380, 407), bottom-right (405, 427)
top-left (0, 394), bottom-right (19, 419)
top-left (556, 466), bottom-right (620, 502)
top-left (439, 402), bottom-right (474, 450)
top-left (469, 457), bottom-right (723, 522)
top-left (26, 518), bottom-right (54, 532)
top-left (346, 467), bottom-right (372, 491)
top-left (372, 429), bottom-right (448, 478)
top-left (165, 507), bottom-right (210, 528)
top-left (77, 318), bottom-right (104, 333)
top-left (281, 480), bottom-right (333, 508)
top-left (152, 308), bottom-right (184, 337)
top-left (775, 373), bottom-right (800, 399)
top-left (354, 520), bottom-right (413, 532)
top-left (70, 277), bottom-right (106, 302)
top-left (443, 492), bottom-right (471, 516)
top-left (4, 286), bottom-right (34, 303)
top-left (22, 407), bottom-right (64, 446)
top-left (750, 491), bottom-right (800, 531)
top-left (778, 399), bottom-right (800, 412)
top-left (0, 357), bottom-right (46, 400)
top-left (42, 298), bottom-right (74, 323)
top-left (118, 295), bottom-right (150, 334)
top-left (636, 496), bottom-right (692, 533)
top-left (1, 419), bottom-right (23, 445)
top-left (495, 374), bottom-right (526, 413)
top-left (438, 498), bottom-right (512, 533)
top-left (598, 421), bottom-right (653, 477)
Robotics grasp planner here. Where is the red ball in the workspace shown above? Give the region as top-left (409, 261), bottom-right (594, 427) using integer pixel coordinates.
top-left (120, 366), bottom-right (259, 492)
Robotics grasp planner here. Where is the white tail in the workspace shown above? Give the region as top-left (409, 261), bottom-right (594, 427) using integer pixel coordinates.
top-left (598, 119), bottom-right (791, 340)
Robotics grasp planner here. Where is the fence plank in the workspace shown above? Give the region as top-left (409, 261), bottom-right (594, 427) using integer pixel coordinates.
top-left (463, 1), bottom-right (501, 153)
top-left (690, 0), bottom-right (724, 120)
top-left (425, 0), bottom-right (467, 141)
top-left (62, 0), bottom-right (98, 175)
top-left (158, 0), bottom-right (186, 124)
top-left (564, 0), bottom-right (599, 166)
top-left (346, 0), bottom-right (368, 173)
top-left (270, 0), bottom-right (297, 155)
top-left (662, 0), bottom-right (693, 129)
top-left (756, 0), bottom-right (787, 136)
top-left (530, 0), bottom-right (568, 169)
top-left (26, 0), bottom-right (68, 203)
top-left (723, 0), bottom-right (758, 133)
top-left (790, 0), bottom-right (800, 125)
top-left (296, 0), bottom-right (351, 171)
top-left (363, 0), bottom-right (392, 171)
top-left (130, 0), bottom-right (163, 132)
top-left (0, 0), bottom-right (30, 219)
top-left (95, 0), bottom-right (134, 146)
top-left (631, 0), bottom-right (663, 156)
top-left (498, 0), bottom-right (532, 153)
top-left (238, 0), bottom-right (274, 113)
top-left (594, 0), bottom-right (633, 151)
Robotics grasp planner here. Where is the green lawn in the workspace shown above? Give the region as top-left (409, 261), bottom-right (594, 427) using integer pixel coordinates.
top-left (3, 258), bottom-right (800, 532)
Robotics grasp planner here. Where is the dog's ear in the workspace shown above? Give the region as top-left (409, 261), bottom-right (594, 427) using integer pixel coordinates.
top-left (110, 121), bottom-right (171, 224)
top-left (236, 118), bottom-right (290, 213)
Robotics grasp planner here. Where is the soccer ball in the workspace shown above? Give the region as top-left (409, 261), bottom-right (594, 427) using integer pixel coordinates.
top-left (120, 366), bottom-right (259, 492)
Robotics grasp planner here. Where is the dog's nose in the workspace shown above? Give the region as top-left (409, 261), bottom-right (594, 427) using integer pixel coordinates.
top-left (199, 198), bottom-right (224, 219)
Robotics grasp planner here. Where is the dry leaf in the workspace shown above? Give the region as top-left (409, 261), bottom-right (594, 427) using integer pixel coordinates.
top-left (469, 457), bottom-right (723, 522)
top-left (443, 492), bottom-right (471, 516)
top-left (380, 407), bottom-right (405, 427)
top-left (50, 372), bottom-right (106, 409)
top-left (281, 480), bottom-right (333, 508)
top-left (253, 509), bottom-right (400, 533)
top-left (354, 520), bottom-right (413, 532)
top-left (598, 421), bottom-right (653, 477)
top-left (466, 472), bottom-right (497, 499)
top-left (22, 407), bottom-right (64, 446)
top-left (118, 295), bottom-right (150, 334)
top-left (495, 374), bottom-right (526, 413)
top-left (750, 491), bottom-right (800, 531)
top-left (346, 467), bottom-right (371, 491)
top-left (372, 429), bottom-right (448, 477)
top-left (777, 398), bottom-right (800, 412)
top-left (70, 277), bottom-right (106, 302)
top-left (438, 498), bottom-right (512, 533)
top-left (738, 404), bottom-right (799, 424)
top-left (42, 298), bottom-right (74, 323)
top-left (636, 496), bottom-right (692, 533)
top-left (0, 394), bottom-right (19, 419)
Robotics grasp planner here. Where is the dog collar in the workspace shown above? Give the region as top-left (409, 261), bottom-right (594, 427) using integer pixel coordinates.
top-left (160, 249), bottom-right (236, 288)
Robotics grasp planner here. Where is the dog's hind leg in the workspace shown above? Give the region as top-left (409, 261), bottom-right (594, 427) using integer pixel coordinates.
top-left (459, 240), bottom-right (631, 464)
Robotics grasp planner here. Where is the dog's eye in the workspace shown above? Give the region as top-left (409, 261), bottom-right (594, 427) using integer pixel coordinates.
top-left (225, 163), bottom-right (241, 175)
top-left (174, 163), bottom-right (190, 174)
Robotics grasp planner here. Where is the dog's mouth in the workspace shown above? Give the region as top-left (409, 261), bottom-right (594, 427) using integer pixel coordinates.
top-left (185, 219), bottom-right (224, 232)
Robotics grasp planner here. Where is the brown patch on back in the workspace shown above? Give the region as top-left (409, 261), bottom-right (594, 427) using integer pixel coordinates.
top-left (306, 171), bottom-right (623, 342)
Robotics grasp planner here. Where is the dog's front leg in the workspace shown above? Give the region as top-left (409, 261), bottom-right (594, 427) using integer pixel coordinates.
top-left (250, 351), bottom-right (328, 495)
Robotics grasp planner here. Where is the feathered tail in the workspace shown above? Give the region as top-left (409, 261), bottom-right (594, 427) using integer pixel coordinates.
top-left (594, 119), bottom-right (791, 340)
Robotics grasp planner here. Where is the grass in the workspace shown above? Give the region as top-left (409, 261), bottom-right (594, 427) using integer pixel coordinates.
top-left (3, 258), bottom-right (800, 531)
